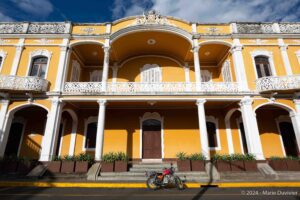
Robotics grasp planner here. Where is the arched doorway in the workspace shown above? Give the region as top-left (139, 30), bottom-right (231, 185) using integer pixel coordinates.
top-left (5, 121), bottom-right (24, 157)
top-left (278, 121), bottom-right (299, 157)
top-left (142, 119), bottom-right (162, 159)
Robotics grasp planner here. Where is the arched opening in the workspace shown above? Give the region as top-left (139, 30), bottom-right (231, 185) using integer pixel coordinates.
top-left (278, 121), bottom-right (299, 157)
top-left (142, 119), bottom-right (162, 159)
top-left (4, 105), bottom-right (48, 159)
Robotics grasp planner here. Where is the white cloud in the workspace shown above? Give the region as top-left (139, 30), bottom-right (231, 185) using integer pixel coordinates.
top-left (11, 0), bottom-right (53, 18)
top-left (114, 0), bottom-right (300, 22)
top-left (0, 11), bottom-right (14, 22)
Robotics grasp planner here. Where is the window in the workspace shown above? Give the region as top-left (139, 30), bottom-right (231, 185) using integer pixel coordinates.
top-left (201, 70), bottom-right (212, 82)
top-left (70, 60), bottom-right (81, 82)
top-left (90, 70), bottom-right (102, 82)
top-left (85, 122), bottom-right (97, 149)
top-left (141, 64), bottom-right (162, 83)
top-left (206, 121), bottom-right (218, 148)
top-left (221, 61), bottom-right (232, 82)
top-left (30, 56), bottom-right (48, 78)
top-left (255, 56), bottom-right (272, 78)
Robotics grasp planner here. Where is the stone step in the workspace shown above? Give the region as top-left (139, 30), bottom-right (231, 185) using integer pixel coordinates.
top-left (97, 175), bottom-right (210, 182)
top-left (129, 168), bottom-right (178, 172)
top-left (100, 171), bottom-right (207, 177)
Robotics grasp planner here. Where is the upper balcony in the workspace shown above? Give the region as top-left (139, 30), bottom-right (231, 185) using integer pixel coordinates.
top-left (256, 75), bottom-right (300, 93)
top-left (0, 75), bottom-right (49, 93)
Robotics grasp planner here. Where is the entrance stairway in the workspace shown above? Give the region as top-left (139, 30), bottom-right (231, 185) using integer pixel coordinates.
top-left (97, 162), bottom-right (210, 182)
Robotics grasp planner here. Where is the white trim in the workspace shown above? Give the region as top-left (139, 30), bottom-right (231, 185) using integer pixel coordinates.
top-left (26, 49), bottom-right (52, 79)
top-left (12, 117), bottom-right (26, 157)
top-left (82, 116), bottom-right (98, 151)
top-left (221, 60), bottom-right (233, 82)
top-left (250, 50), bottom-right (277, 79)
top-left (69, 40), bottom-right (104, 48)
top-left (58, 119), bottom-right (66, 156)
top-left (236, 117), bottom-right (246, 154)
top-left (295, 50), bottom-right (300, 65)
top-left (184, 62), bottom-right (190, 83)
top-left (198, 40), bottom-right (232, 47)
top-left (70, 60), bottom-right (81, 82)
top-left (253, 102), bottom-right (295, 113)
top-left (139, 112), bottom-right (164, 159)
top-left (0, 49), bottom-right (7, 73)
top-left (275, 115), bottom-right (293, 157)
top-left (140, 64), bottom-right (162, 83)
top-left (7, 103), bottom-right (49, 117)
top-left (206, 115), bottom-right (221, 151)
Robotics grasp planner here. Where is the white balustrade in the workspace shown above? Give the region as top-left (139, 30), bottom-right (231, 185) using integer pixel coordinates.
top-left (64, 81), bottom-right (240, 94)
top-left (256, 75), bottom-right (300, 93)
top-left (0, 75), bottom-right (49, 92)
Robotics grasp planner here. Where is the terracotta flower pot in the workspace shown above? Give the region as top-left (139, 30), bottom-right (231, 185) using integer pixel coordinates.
top-left (230, 160), bottom-right (245, 171)
top-left (286, 160), bottom-right (300, 171)
top-left (47, 161), bottom-right (61, 173)
top-left (101, 162), bottom-right (114, 172)
top-left (114, 161), bottom-right (128, 172)
top-left (177, 160), bottom-right (191, 171)
top-left (191, 160), bottom-right (205, 171)
top-left (269, 160), bottom-right (288, 171)
top-left (75, 161), bottom-right (89, 173)
top-left (244, 160), bottom-right (258, 171)
top-left (61, 161), bottom-right (75, 173)
top-left (215, 160), bottom-right (231, 171)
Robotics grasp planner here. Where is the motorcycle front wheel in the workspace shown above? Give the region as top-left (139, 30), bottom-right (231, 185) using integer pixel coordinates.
top-left (146, 177), bottom-right (159, 190)
top-left (174, 176), bottom-right (184, 190)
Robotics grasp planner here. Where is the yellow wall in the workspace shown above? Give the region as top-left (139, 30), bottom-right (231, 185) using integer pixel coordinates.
top-left (0, 46), bottom-right (16, 75)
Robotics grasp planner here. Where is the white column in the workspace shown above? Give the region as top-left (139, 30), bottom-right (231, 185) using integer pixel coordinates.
top-left (112, 63), bottom-right (118, 83)
top-left (278, 39), bottom-right (293, 75)
top-left (192, 43), bottom-right (201, 84)
top-left (184, 62), bottom-right (190, 83)
top-left (101, 46), bottom-right (110, 91)
top-left (10, 39), bottom-right (25, 75)
top-left (39, 97), bottom-right (63, 161)
top-left (0, 100), bottom-right (9, 134)
top-left (239, 96), bottom-right (264, 160)
top-left (290, 100), bottom-right (300, 151)
top-left (0, 99), bottom-right (11, 157)
top-left (196, 99), bottom-right (210, 160)
top-left (230, 39), bottom-right (248, 91)
top-left (95, 99), bottom-right (107, 161)
top-left (54, 39), bottom-right (69, 92)
top-left (0, 113), bottom-right (13, 157)
top-left (61, 48), bottom-right (72, 89)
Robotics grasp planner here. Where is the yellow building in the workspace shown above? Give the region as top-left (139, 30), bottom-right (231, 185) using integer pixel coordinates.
top-left (0, 11), bottom-right (299, 162)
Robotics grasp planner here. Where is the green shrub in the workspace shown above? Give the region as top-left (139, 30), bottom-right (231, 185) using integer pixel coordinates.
top-left (115, 152), bottom-right (128, 161)
top-left (52, 156), bottom-right (62, 161)
top-left (190, 153), bottom-right (206, 161)
top-left (63, 155), bottom-right (75, 161)
top-left (270, 156), bottom-right (299, 160)
top-left (229, 153), bottom-right (256, 161)
top-left (212, 154), bottom-right (231, 161)
top-left (176, 152), bottom-right (189, 161)
top-left (75, 153), bottom-right (93, 164)
top-left (102, 152), bottom-right (116, 163)
top-left (244, 153), bottom-right (256, 161)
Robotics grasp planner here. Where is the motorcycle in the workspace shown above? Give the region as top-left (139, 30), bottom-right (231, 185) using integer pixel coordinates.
top-left (145, 163), bottom-right (184, 190)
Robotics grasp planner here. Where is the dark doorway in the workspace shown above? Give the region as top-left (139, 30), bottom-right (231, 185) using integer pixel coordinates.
top-left (239, 122), bottom-right (248, 154)
top-left (142, 119), bottom-right (161, 159)
top-left (5, 122), bottom-right (24, 157)
top-left (279, 122), bottom-right (299, 157)
top-left (55, 123), bottom-right (64, 156)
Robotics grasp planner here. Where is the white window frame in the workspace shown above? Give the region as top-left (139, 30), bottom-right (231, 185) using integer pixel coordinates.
top-left (236, 117), bottom-right (246, 154)
top-left (0, 49), bottom-right (7, 74)
top-left (70, 60), bottom-right (81, 82)
top-left (206, 116), bottom-right (221, 151)
top-left (275, 115), bottom-right (293, 157)
top-left (140, 64), bottom-right (162, 83)
top-left (139, 112), bottom-right (164, 160)
top-left (82, 116), bottom-right (98, 151)
top-left (26, 49), bottom-right (52, 79)
top-left (90, 70), bottom-right (102, 82)
top-left (250, 50), bottom-right (277, 79)
top-left (295, 50), bottom-right (300, 65)
top-left (201, 70), bottom-right (212, 82)
top-left (221, 60), bottom-right (232, 82)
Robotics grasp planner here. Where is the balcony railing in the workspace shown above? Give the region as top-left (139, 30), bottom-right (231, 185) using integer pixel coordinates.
top-left (0, 75), bottom-right (49, 93)
top-left (256, 75), bottom-right (300, 93)
top-left (64, 82), bottom-right (241, 95)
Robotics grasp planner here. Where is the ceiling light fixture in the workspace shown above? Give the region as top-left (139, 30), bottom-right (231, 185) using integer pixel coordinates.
top-left (147, 39), bottom-right (156, 45)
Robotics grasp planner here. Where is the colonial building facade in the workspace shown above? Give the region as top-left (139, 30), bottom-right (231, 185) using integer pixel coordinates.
top-left (0, 11), bottom-right (299, 162)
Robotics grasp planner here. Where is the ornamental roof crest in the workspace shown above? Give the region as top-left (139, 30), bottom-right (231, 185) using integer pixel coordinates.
top-left (135, 10), bottom-right (171, 25)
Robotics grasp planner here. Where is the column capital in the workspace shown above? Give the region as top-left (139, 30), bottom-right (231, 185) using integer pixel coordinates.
top-left (293, 99), bottom-right (300, 105)
top-left (230, 44), bottom-right (243, 53)
top-left (51, 97), bottom-right (63, 106)
top-left (192, 45), bottom-right (200, 53)
top-left (239, 96), bottom-right (253, 106)
top-left (196, 99), bottom-right (206, 106)
top-left (0, 99), bottom-right (9, 105)
top-left (59, 45), bottom-right (68, 52)
top-left (97, 99), bottom-right (107, 106)
top-left (15, 44), bottom-right (24, 51)
top-left (103, 46), bottom-right (111, 54)
top-left (279, 44), bottom-right (288, 51)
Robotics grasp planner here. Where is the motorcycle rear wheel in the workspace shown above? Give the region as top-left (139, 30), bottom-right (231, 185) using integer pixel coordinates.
top-left (175, 176), bottom-right (184, 190)
top-left (146, 177), bottom-right (159, 190)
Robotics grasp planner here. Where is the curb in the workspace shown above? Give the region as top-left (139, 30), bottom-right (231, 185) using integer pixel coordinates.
top-left (0, 182), bottom-right (299, 188)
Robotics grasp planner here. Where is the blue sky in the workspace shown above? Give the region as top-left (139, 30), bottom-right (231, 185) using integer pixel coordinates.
top-left (0, 0), bottom-right (300, 23)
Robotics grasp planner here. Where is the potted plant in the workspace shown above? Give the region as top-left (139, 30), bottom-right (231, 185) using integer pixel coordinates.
top-left (61, 155), bottom-right (75, 173)
top-left (230, 154), bottom-right (245, 171)
top-left (243, 154), bottom-right (257, 171)
top-left (285, 156), bottom-right (300, 171)
top-left (269, 156), bottom-right (288, 171)
top-left (75, 153), bottom-right (93, 173)
top-left (190, 153), bottom-right (206, 171)
top-left (47, 156), bottom-right (62, 173)
top-left (101, 152), bottom-right (115, 172)
top-left (176, 152), bottom-right (191, 171)
top-left (114, 152), bottom-right (128, 172)
top-left (212, 154), bottom-right (231, 171)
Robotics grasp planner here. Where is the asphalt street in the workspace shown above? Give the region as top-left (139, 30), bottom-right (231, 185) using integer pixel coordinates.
top-left (0, 187), bottom-right (299, 200)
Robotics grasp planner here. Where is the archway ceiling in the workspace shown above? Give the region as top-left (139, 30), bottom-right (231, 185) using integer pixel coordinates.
top-left (73, 44), bottom-right (104, 66)
top-left (199, 44), bottom-right (230, 66)
top-left (111, 31), bottom-right (193, 63)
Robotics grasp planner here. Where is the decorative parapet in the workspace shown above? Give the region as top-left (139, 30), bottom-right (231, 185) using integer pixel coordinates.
top-left (64, 82), bottom-right (241, 95)
top-left (256, 75), bottom-right (300, 93)
top-left (235, 23), bottom-right (300, 34)
top-left (0, 75), bottom-right (49, 92)
top-left (0, 22), bottom-right (71, 34)
top-left (133, 10), bottom-right (173, 26)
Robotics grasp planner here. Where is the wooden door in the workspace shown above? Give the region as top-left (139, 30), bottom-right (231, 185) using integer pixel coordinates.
top-left (142, 131), bottom-right (162, 159)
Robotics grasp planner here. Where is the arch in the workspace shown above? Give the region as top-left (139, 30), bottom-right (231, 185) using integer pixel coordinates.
top-left (253, 102), bottom-right (295, 113)
top-left (8, 103), bottom-right (49, 117)
top-left (26, 49), bottom-right (52, 79)
top-left (62, 109), bottom-right (78, 156)
top-left (198, 40), bottom-right (233, 47)
top-left (69, 40), bottom-right (105, 48)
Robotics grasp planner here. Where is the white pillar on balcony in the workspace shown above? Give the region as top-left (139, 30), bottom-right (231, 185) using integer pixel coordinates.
top-left (61, 48), bottom-right (73, 91)
top-left (0, 99), bottom-right (10, 156)
top-left (39, 97), bottom-right (63, 161)
top-left (101, 44), bottom-right (110, 91)
top-left (230, 39), bottom-right (248, 91)
top-left (290, 99), bottom-right (300, 151)
top-left (192, 40), bottom-right (201, 85)
top-left (112, 62), bottom-right (118, 83)
top-left (196, 99), bottom-right (210, 160)
top-left (95, 99), bottom-right (107, 161)
top-left (184, 62), bottom-right (190, 83)
top-left (278, 39), bottom-right (293, 75)
top-left (239, 96), bottom-right (264, 160)
top-left (10, 39), bottom-right (25, 75)
top-left (0, 113), bottom-right (13, 157)
top-left (54, 39), bottom-right (69, 92)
